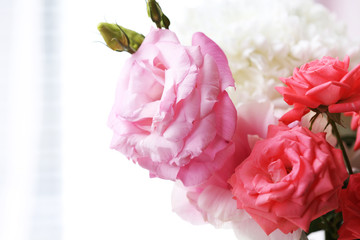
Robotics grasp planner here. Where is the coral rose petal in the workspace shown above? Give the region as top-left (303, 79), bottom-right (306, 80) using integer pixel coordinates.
top-left (305, 81), bottom-right (350, 105)
top-left (328, 94), bottom-right (360, 113)
top-left (354, 127), bottom-right (360, 151)
top-left (279, 104), bottom-right (310, 125)
top-left (340, 62), bottom-right (360, 90)
top-left (283, 93), bottom-right (320, 108)
top-left (337, 174), bottom-right (360, 240)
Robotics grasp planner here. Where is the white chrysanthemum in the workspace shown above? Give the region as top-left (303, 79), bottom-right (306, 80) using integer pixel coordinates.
top-left (174, 0), bottom-right (360, 111)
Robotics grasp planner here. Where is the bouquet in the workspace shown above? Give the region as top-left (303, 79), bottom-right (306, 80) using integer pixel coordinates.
top-left (98, 0), bottom-right (360, 239)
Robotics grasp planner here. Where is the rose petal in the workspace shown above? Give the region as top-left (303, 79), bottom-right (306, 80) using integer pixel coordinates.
top-left (279, 104), bottom-right (310, 125)
top-left (328, 94), bottom-right (360, 113)
top-left (305, 81), bottom-right (350, 105)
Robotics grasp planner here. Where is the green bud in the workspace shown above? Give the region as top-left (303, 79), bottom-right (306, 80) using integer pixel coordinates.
top-left (97, 22), bottom-right (145, 54)
top-left (121, 26), bottom-right (145, 51)
top-left (161, 13), bottom-right (170, 29)
top-left (146, 0), bottom-right (170, 29)
top-left (97, 22), bottom-right (129, 52)
top-left (147, 0), bottom-right (161, 27)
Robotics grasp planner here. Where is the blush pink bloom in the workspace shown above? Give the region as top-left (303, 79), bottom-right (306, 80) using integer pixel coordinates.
top-left (229, 125), bottom-right (348, 235)
top-left (108, 28), bottom-right (236, 186)
top-left (337, 173), bottom-right (360, 240)
top-left (344, 111), bottom-right (360, 150)
top-left (276, 56), bottom-right (360, 124)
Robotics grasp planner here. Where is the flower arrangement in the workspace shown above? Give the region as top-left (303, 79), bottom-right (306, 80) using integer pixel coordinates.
top-left (98, 0), bottom-right (360, 239)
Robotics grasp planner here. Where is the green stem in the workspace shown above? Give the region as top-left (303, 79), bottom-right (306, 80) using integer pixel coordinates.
top-left (321, 216), bottom-right (336, 240)
top-left (328, 118), bottom-right (353, 175)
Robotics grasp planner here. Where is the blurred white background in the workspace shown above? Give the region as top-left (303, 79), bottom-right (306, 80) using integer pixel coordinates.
top-left (0, 0), bottom-right (359, 239)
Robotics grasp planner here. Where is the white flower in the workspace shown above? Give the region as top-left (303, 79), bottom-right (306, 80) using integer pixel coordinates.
top-left (175, 0), bottom-right (360, 111)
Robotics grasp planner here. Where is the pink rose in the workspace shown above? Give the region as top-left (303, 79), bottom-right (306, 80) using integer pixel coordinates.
top-left (276, 56), bottom-right (360, 124)
top-left (108, 28), bottom-right (236, 186)
top-left (172, 102), bottom-right (302, 240)
top-left (338, 173), bottom-right (360, 240)
top-left (229, 125), bottom-right (348, 235)
top-left (344, 111), bottom-right (360, 150)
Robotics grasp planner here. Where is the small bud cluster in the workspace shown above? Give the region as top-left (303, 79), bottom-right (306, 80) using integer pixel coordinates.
top-left (98, 0), bottom-right (169, 54)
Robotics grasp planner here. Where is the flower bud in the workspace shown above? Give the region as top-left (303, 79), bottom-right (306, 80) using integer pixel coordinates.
top-left (97, 23), bottom-right (144, 53)
top-left (146, 0), bottom-right (170, 29)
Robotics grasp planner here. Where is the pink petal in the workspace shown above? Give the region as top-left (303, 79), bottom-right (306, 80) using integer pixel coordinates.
top-left (177, 113), bottom-right (217, 160)
top-left (213, 92), bottom-right (237, 141)
top-left (177, 160), bottom-right (213, 186)
top-left (163, 90), bottom-right (200, 141)
top-left (137, 133), bottom-right (184, 163)
top-left (197, 185), bottom-right (240, 223)
top-left (141, 27), bottom-right (180, 46)
top-left (192, 32), bottom-right (234, 91)
top-left (199, 54), bottom-right (221, 117)
top-left (176, 65), bottom-right (198, 102)
top-left (177, 140), bottom-right (235, 186)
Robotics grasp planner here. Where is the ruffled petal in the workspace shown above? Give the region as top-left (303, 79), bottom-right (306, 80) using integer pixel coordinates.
top-left (192, 32), bottom-right (234, 90)
top-left (199, 54), bottom-right (221, 117)
top-left (213, 92), bottom-right (237, 141)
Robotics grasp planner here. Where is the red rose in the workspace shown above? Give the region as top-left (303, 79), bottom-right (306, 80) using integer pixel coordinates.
top-left (338, 173), bottom-right (360, 240)
top-left (276, 56), bottom-right (360, 124)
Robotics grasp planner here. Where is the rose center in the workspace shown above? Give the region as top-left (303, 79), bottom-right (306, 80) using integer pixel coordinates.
top-left (268, 159), bottom-right (290, 183)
